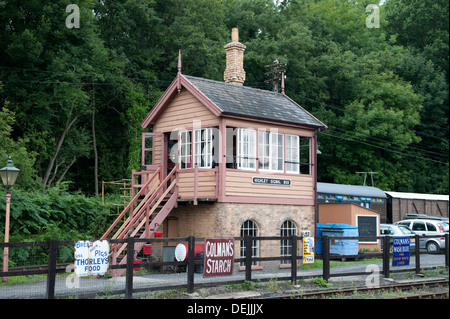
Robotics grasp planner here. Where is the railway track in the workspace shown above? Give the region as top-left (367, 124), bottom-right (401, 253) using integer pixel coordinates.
top-left (277, 279), bottom-right (449, 299)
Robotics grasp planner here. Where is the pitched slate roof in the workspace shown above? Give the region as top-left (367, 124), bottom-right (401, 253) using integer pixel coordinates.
top-left (183, 75), bottom-right (326, 129)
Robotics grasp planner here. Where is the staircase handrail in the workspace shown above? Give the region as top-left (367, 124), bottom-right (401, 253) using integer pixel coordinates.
top-left (110, 181), bottom-right (159, 240)
top-left (100, 166), bottom-right (162, 240)
top-left (112, 164), bottom-right (179, 240)
top-left (114, 178), bottom-right (177, 257)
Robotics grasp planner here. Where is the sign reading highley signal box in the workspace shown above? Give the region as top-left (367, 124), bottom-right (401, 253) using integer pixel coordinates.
top-left (203, 238), bottom-right (234, 277)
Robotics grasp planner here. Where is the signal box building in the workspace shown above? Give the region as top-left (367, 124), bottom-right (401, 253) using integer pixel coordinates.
top-left (102, 28), bottom-right (327, 271)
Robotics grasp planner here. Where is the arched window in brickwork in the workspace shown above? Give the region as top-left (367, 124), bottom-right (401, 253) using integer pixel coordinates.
top-left (280, 220), bottom-right (297, 265)
top-left (240, 220), bottom-right (259, 266)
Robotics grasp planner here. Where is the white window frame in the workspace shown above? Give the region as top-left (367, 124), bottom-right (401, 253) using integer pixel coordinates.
top-left (194, 128), bottom-right (213, 169)
top-left (286, 134), bottom-right (300, 174)
top-left (258, 131), bottom-right (270, 170)
top-left (237, 128), bottom-right (257, 171)
top-left (240, 220), bottom-right (259, 266)
top-left (270, 132), bottom-right (284, 172)
top-left (179, 130), bottom-right (192, 169)
top-left (258, 131), bottom-right (284, 173)
top-left (280, 220), bottom-right (297, 265)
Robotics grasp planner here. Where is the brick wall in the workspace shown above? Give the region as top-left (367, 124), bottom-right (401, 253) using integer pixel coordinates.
top-left (167, 202), bottom-right (315, 270)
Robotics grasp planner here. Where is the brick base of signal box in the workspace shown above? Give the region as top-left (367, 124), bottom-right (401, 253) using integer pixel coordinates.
top-left (158, 202), bottom-right (315, 270)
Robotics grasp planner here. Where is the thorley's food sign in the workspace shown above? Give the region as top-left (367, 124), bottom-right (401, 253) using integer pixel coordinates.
top-left (74, 240), bottom-right (109, 276)
top-left (203, 238), bottom-right (234, 277)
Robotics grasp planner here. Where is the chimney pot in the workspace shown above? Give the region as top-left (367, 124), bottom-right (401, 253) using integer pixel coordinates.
top-left (224, 28), bottom-right (246, 85)
top-left (231, 27), bottom-right (239, 42)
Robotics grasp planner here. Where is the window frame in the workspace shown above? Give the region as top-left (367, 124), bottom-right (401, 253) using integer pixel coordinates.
top-left (179, 130), bottom-right (192, 169)
top-left (286, 134), bottom-right (300, 174)
top-left (258, 131), bottom-right (284, 173)
top-left (194, 127), bottom-right (213, 169)
top-left (240, 220), bottom-right (259, 266)
top-left (280, 220), bottom-right (297, 265)
top-left (237, 128), bottom-right (257, 171)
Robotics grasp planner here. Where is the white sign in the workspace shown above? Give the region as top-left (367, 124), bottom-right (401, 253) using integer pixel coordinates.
top-left (303, 236), bottom-right (315, 264)
top-left (74, 240), bottom-right (109, 276)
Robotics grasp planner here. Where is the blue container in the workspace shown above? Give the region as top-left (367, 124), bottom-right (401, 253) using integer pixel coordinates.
top-left (321, 223), bottom-right (359, 255)
top-left (316, 223), bottom-right (325, 254)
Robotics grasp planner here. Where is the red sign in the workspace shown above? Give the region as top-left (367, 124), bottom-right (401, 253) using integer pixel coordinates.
top-left (203, 238), bottom-right (234, 277)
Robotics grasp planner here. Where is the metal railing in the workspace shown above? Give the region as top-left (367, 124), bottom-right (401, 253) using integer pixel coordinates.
top-left (0, 234), bottom-right (448, 299)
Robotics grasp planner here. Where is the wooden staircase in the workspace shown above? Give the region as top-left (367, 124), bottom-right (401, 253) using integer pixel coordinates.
top-left (101, 165), bottom-right (179, 277)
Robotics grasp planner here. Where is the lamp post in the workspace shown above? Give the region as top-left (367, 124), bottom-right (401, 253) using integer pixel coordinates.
top-left (1, 156), bottom-right (20, 283)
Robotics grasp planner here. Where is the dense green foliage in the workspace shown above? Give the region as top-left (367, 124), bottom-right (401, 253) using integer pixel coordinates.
top-left (0, 185), bottom-right (110, 241)
top-left (0, 184), bottom-right (112, 264)
top-left (0, 0), bottom-right (448, 206)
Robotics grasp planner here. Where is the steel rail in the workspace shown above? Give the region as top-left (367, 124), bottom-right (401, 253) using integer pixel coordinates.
top-left (278, 279), bottom-right (449, 299)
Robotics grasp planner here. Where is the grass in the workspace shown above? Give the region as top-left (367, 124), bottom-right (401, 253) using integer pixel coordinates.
top-left (298, 258), bottom-right (383, 270)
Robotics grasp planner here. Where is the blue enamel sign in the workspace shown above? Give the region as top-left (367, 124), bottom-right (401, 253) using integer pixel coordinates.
top-left (392, 237), bottom-right (410, 266)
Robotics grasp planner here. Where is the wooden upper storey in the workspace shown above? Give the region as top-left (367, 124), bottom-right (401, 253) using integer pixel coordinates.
top-left (139, 73), bottom-right (327, 206)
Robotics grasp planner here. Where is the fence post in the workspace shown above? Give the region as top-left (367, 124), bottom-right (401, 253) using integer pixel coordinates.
top-left (125, 236), bottom-right (135, 299)
top-left (245, 235), bottom-right (252, 282)
top-left (291, 235), bottom-right (297, 284)
top-left (322, 235), bottom-right (330, 281)
top-left (45, 239), bottom-right (58, 299)
top-left (415, 234), bottom-right (421, 274)
top-left (382, 235), bottom-right (390, 278)
top-left (187, 236), bottom-right (195, 293)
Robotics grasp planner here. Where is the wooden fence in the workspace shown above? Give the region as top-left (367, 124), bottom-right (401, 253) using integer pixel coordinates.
top-left (0, 234), bottom-right (448, 299)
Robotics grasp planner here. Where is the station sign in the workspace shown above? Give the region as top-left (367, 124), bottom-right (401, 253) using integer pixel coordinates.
top-left (203, 238), bottom-right (234, 277)
top-left (252, 177), bottom-right (291, 186)
top-left (392, 237), bottom-right (410, 266)
top-left (74, 240), bottom-right (109, 276)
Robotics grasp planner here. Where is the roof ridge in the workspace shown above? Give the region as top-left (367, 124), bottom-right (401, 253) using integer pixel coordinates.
top-left (183, 74), bottom-right (284, 97)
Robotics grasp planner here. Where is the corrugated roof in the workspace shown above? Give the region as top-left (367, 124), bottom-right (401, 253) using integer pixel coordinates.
top-left (184, 75), bottom-right (326, 129)
top-left (385, 191), bottom-right (449, 201)
top-left (317, 182), bottom-right (387, 198)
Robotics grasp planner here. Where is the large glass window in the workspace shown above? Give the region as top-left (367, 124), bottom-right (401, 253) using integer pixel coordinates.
top-left (194, 128), bottom-right (213, 168)
top-left (286, 135), bottom-right (300, 174)
top-left (258, 131), bottom-right (284, 172)
top-left (300, 137), bottom-right (311, 175)
top-left (232, 127), bottom-right (311, 175)
top-left (180, 128), bottom-right (214, 169)
top-left (179, 131), bottom-right (192, 169)
top-left (258, 131), bottom-right (270, 170)
top-left (237, 128), bottom-right (257, 170)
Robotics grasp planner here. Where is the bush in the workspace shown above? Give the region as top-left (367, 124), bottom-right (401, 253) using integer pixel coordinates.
top-left (0, 183), bottom-right (111, 242)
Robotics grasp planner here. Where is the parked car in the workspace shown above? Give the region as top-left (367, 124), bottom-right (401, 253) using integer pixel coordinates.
top-left (380, 224), bottom-right (416, 252)
top-left (403, 213), bottom-right (449, 223)
top-left (441, 221), bottom-right (449, 233)
top-left (395, 219), bottom-right (447, 252)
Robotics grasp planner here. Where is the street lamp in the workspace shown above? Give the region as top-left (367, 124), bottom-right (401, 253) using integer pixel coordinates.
top-left (1, 156), bottom-right (20, 283)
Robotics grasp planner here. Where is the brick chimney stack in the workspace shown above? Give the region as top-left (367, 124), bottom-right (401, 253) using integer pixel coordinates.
top-left (224, 28), bottom-right (246, 85)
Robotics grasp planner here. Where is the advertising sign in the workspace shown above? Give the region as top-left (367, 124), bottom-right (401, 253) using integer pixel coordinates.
top-left (74, 240), bottom-right (109, 276)
top-left (303, 236), bottom-right (315, 264)
top-left (203, 238), bottom-right (234, 277)
top-left (392, 237), bottom-right (410, 266)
